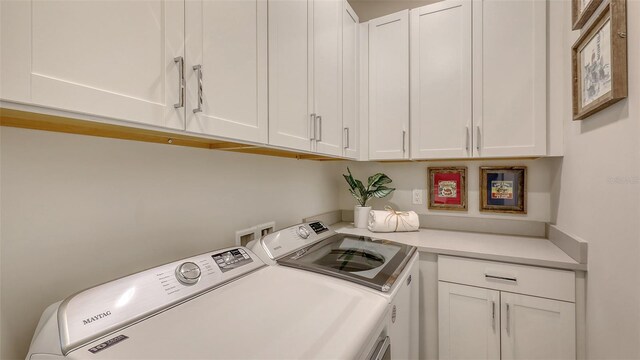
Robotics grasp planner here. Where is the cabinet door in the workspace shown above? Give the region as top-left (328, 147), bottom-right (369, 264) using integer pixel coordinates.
top-left (501, 293), bottom-right (576, 360)
top-left (472, 0), bottom-right (547, 157)
top-left (368, 10), bottom-right (409, 160)
top-left (268, 0), bottom-right (313, 151)
top-left (439, 282), bottom-right (500, 360)
top-left (1, 0), bottom-right (185, 130)
top-left (410, 0), bottom-right (471, 159)
top-left (342, 1), bottom-right (359, 159)
top-left (313, 0), bottom-right (343, 156)
top-left (185, 0), bottom-right (268, 143)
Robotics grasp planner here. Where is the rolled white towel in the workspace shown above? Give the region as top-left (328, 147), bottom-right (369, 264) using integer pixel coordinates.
top-left (368, 206), bottom-right (420, 232)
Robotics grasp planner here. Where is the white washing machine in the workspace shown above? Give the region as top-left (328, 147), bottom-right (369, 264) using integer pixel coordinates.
top-left (26, 246), bottom-right (393, 360)
top-left (249, 221), bottom-right (420, 360)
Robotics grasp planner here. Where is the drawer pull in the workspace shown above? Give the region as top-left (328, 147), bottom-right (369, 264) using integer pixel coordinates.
top-left (485, 274), bottom-right (517, 282)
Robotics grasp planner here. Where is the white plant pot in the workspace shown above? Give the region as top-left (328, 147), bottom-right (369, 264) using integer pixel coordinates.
top-left (354, 206), bottom-right (372, 229)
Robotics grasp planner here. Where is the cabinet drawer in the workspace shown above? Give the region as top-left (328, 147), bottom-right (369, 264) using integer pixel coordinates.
top-left (438, 255), bottom-right (575, 302)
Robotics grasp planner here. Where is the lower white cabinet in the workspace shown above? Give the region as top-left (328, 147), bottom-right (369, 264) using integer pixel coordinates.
top-left (439, 282), bottom-right (500, 360)
top-left (438, 256), bottom-right (576, 360)
top-left (501, 292), bottom-right (575, 360)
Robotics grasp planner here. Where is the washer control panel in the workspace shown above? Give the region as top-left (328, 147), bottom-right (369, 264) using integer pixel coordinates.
top-left (309, 221), bottom-right (329, 234)
top-left (212, 248), bottom-right (253, 273)
top-left (57, 247), bottom-right (264, 354)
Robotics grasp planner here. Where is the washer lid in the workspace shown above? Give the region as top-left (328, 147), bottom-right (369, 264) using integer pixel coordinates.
top-left (277, 233), bottom-right (417, 292)
top-left (66, 266), bottom-right (389, 360)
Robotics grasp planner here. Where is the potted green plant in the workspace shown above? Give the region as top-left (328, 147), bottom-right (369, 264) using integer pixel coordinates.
top-left (343, 168), bottom-right (396, 228)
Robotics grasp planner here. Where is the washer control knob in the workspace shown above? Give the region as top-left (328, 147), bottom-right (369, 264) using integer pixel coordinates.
top-left (175, 262), bottom-right (201, 285)
top-left (297, 226), bottom-right (310, 239)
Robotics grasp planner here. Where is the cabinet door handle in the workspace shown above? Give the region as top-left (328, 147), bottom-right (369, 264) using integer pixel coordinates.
top-left (402, 130), bottom-right (406, 153)
top-left (476, 125), bottom-right (481, 152)
top-left (465, 126), bottom-right (470, 152)
top-left (173, 56), bottom-right (185, 109)
top-left (310, 114), bottom-right (316, 140)
top-left (193, 64), bottom-right (203, 113)
top-left (491, 300), bottom-right (496, 330)
top-left (344, 127), bottom-right (350, 149)
top-left (316, 116), bottom-right (322, 142)
top-left (506, 303), bottom-right (511, 335)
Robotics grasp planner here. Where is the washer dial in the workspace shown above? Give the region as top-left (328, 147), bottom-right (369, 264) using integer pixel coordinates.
top-left (175, 262), bottom-right (201, 285)
top-left (297, 226), bottom-right (310, 239)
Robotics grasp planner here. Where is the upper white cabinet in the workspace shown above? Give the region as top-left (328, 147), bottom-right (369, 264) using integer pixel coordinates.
top-left (342, 1), bottom-right (359, 159)
top-left (0, 0), bottom-right (185, 130)
top-left (185, 0), bottom-right (268, 143)
top-left (410, 1), bottom-right (472, 159)
top-left (1, 0), bottom-right (550, 161)
top-left (472, 0), bottom-right (547, 157)
top-left (268, 0), bottom-right (343, 156)
top-left (408, 0), bottom-right (547, 160)
top-left (368, 10), bottom-right (409, 160)
top-left (313, 0), bottom-right (344, 156)
top-left (268, 0), bottom-right (313, 151)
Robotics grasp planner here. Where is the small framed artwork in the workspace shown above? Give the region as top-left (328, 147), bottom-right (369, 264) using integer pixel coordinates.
top-left (572, 0), bottom-right (603, 30)
top-left (480, 167), bottom-right (526, 214)
top-left (572, 0), bottom-right (628, 120)
top-left (428, 167), bottom-right (467, 211)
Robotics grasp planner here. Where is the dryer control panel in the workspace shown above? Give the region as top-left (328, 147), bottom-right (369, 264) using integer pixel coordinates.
top-left (258, 221), bottom-right (335, 260)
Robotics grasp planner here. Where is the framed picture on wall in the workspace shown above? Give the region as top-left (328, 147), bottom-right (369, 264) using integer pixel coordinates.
top-left (480, 167), bottom-right (526, 214)
top-left (428, 167), bottom-right (467, 211)
top-left (572, 0), bottom-right (603, 30)
top-left (572, 0), bottom-right (628, 120)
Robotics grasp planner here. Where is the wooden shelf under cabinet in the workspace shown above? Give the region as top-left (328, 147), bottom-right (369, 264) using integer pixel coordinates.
top-left (0, 108), bottom-right (343, 161)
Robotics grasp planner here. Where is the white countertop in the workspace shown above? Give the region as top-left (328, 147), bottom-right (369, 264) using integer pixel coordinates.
top-left (332, 222), bottom-right (586, 271)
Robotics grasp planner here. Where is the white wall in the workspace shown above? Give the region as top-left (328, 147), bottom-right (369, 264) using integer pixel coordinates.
top-left (339, 158), bottom-right (559, 222)
top-left (0, 128), bottom-right (340, 360)
top-left (552, 0), bottom-right (640, 358)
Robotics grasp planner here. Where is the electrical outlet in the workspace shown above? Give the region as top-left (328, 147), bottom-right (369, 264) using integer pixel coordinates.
top-left (235, 226), bottom-right (256, 247)
top-left (412, 189), bottom-right (423, 205)
top-left (255, 221), bottom-right (275, 239)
